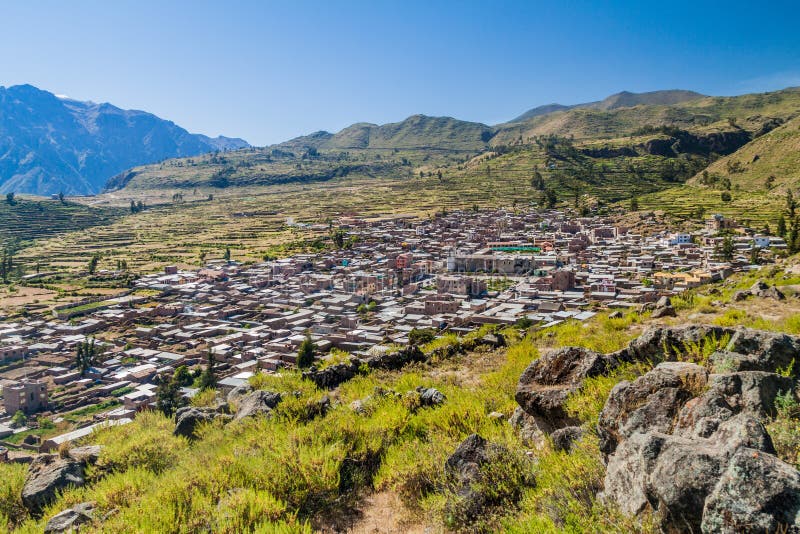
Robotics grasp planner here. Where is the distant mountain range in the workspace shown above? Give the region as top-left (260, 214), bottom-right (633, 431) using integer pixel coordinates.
top-left (0, 84), bottom-right (248, 195)
top-left (508, 89), bottom-right (707, 123)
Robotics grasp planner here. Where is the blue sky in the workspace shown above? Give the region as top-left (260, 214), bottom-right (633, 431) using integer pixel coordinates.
top-left (1, 1), bottom-right (798, 145)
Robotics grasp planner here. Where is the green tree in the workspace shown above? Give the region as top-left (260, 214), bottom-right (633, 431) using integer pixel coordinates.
top-left (629, 196), bottom-right (639, 212)
top-left (749, 245), bottom-right (760, 265)
top-left (223, 247), bottom-right (231, 262)
top-left (408, 328), bottom-right (436, 346)
top-left (156, 376), bottom-right (186, 417)
top-left (720, 192), bottom-right (732, 202)
top-left (198, 351), bottom-right (217, 390)
top-left (88, 253), bottom-right (100, 274)
top-left (173, 365), bottom-right (193, 387)
top-left (540, 189), bottom-right (557, 209)
top-left (10, 410), bottom-right (26, 428)
top-left (297, 333), bottom-right (315, 368)
top-left (5, 192), bottom-right (15, 205)
top-left (718, 236), bottom-right (735, 261)
top-left (777, 215), bottom-right (787, 237)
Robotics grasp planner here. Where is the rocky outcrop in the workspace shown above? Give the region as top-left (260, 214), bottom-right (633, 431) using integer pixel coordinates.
top-left (650, 296), bottom-right (677, 318)
top-left (44, 502), bottom-right (95, 533)
top-left (599, 360), bottom-right (798, 532)
top-left (226, 383), bottom-right (253, 405)
top-left (509, 407), bottom-right (546, 446)
top-left (173, 406), bottom-right (230, 439)
top-left (702, 447), bottom-right (800, 533)
top-left (732, 280), bottom-right (786, 302)
top-left (22, 454), bottom-right (86, 514)
top-left (233, 390), bottom-right (282, 421)
top-left (515, 346), bottom-right (619, 432)
top-left (510, 325), bottom-right (800, 531)
top-left (302, 357), bottom-right (362, 389)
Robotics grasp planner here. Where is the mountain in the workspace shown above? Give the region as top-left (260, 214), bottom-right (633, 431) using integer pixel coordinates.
top-left (276, 114), bottom-right (495, 152)
top-left (0, 84), bottom-right (248, 195)
top-left (688, 114), bottom-right (800, 192)
top-left (508, 89), bottom-right (706, 123)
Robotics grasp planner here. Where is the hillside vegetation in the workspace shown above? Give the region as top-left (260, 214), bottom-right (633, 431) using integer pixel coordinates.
top-left (3, 266), bottom-right (800, 533)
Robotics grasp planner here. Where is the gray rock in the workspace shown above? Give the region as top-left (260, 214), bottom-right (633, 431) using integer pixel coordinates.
top-left (608, 311), bottom-right (624, 319)
top-left (651, 305), bottom-right (677, 318)
top-left (750, 280), bottom-right (786, 300)
top-left (233, 390), bottom-right (281, 420)
top-left (44, 501), bottom-right (95, 533)
top-left (723, 328), bottom-right (800, 375)
top-left (22, 454), bottom-right (86, 514)
top-left (67, 445), bottom-right (101, 464)
top-left (417, 387), bottom-right (446, 407)
top-left (516, 346), bottom-right (618, 432)
top-left (174, 406), bottom-right (229, 439)
top-left (509, 407), bottom-right (546, 446)
top-left (551, 426), bottom-right (583, 452)
top-left (702, 448), bottom-right (800, 533)
top-left (656, 296), bottom-right (672, 308)
top-left (598, 361), bottom-right (708, 457)
top-left (226, 382), bottom-right (253, 404)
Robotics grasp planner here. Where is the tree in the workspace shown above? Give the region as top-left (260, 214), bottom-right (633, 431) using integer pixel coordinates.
top-left (5, 193), bottom-right (15, 205)
top-left (765, 175), bottom-right (776, 190)
top-left (777, 215), bottom-right (787, 237)
top-left (173, 365), bottom-right (193, 387)
top-left (58, 191), bottom-right (65, 203)
top-left (408, 328), bottom-right (436, 347)
top-left (88, 253), bottom-right (100, 274)
top-left (629, 196), bottom-right (639, 212)
top-left (749, 245), bottom-right (760, 265)
top-left (75, 338), bottom-right (98, 376)
top-left (197, 351), bottom-right (217, 390)
top-left (297, 333), bottom-right (315, 368)
top-left (540, 189), bottom-right (557, 209)
top-left (720, 192), bottom-right (732, 202)
top-left (223, 247), bottom-right (231, 262)
top-left (718, 236), bottom-right (735, 261)
top-left (10, 410), bottom-right (26, 428)
top-left (156, 376), bottom-right (185, 417)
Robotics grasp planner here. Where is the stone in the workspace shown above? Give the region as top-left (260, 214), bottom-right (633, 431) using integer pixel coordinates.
top-left (723, 328), bottom-right (800, 374)
top-left (608, 311), bottom-right (623, 319)
top-left (598, 361), bottom-right (708, 457)
top-left (702, 448), bottom-right (800, 533)
top-left (551, 426), bottom-right (583, 452)
top-left (22, 454), bottom-right (86, 514)
top-left (487, 411), bottom-right (505, 420)
top-left (651, 305), bottom-right (677, 318)
top-left (67, 445), bottom-right (101, 464)
top-left (233, 390), bottom-right (282, 421)
top-left (226, 382), bottom-right (253, 404)
top-left (174, 406), bottom-right (228, 439)
top-left (44, 501), bottom-right (95, 533)
top-left (417, 387), bottom-right (446, 407)
top-left (656, 296), bottom-right (672, 308)
top-left (509, 407), bottom-right (546, 446)
top-left (302, 357), bottom-right (361, 389)
top-left (749, 280), bottom-right (786, 300)
top-left (516, 346), bottom-right (617, 432)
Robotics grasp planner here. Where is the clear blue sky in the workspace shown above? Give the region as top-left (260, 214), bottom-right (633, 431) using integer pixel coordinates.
top-left (1, 1), bottom-right (798, 146)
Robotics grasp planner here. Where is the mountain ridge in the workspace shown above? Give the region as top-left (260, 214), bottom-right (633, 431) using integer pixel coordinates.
top-left (0, 84), bottom-right (248, 195)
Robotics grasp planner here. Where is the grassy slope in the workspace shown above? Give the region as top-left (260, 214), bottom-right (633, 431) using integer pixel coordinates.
top-left (3, 265), bottom-right (800, 533)
top-left (0, 197), bottom-right (123, 247)
top-left (688, 115), bottom-right (800, 192)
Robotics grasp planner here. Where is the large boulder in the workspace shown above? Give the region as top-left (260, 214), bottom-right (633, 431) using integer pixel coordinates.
top-left (44, 501), bottom-right (95, 533)
top-left (601, 360), bottom-right (797, 533)
top-left (226, 382), bottom-right (253, 405)
top-left (233, 390), bottom-right (282, 421)
top-left (702, 448), bottom-right (800, 533)
top-left (516, 346), bottom-right (618, 432)
top-left (174, 406), bottom-right (229, 439)
top-left (720, 328), bottom-right (800, 375)
top-left (22, 455), bottom-right (86, 514)
top-left (598, 362), bottom-right (708, 457)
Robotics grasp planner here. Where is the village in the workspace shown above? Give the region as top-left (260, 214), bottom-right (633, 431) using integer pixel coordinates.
top-left (0, 207), bottom-right (786, 457)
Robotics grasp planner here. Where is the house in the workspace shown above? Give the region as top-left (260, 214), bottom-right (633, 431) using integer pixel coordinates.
top-left (4, 381), bottom-right (48, 415)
